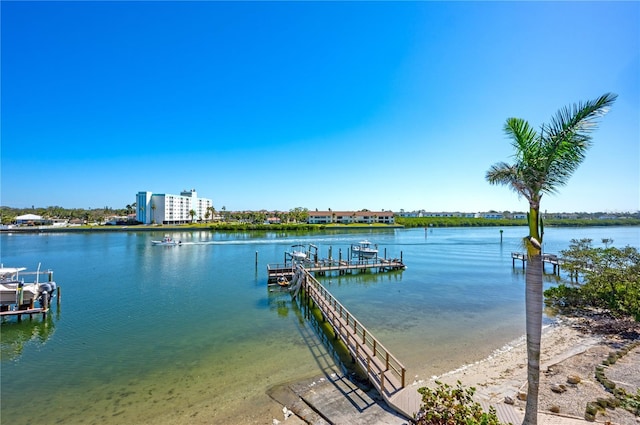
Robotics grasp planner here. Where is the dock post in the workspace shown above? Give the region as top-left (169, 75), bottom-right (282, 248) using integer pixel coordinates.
top-left (500, 229), bottom-right (503, 244)
top-left (255, 251), bottom-right (258, 267)
top-left (43, 292), bottom-right (49, 319)
top-left (57, 287), bottom-right (61, 306)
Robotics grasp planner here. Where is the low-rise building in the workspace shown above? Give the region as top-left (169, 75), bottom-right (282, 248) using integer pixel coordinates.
top-left (15, 214), bottom-right (52, 225)
top-left (136, 189), bottom-right (213, 225)
top-left (478, 212), bottom-right (504, 219)
top-left (307, 210), bottom-right (394, 225)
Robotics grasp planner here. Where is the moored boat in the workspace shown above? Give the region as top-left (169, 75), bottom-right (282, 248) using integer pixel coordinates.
top-left (351, 240), bottom-right (378, 259)
top-left (288, 244), bottom-right (308, 262)
top-left (0, 265), bottom-right (57, 309)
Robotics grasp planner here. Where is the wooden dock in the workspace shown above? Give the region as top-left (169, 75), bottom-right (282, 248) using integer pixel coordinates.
top-left (267, 258), bottom-right (406, 285)
top-left (511, 252), bottom-right (562, 275)
top-left (0, 306), bottom-right (50, 320)
top-left (293, 266), bottom-right (421, 419)
top-left (0, 287), bottom-right (60, 321)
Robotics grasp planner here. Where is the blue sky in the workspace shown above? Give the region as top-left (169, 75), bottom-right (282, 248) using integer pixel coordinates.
top-left (2, 1), bottom-right (638, 213)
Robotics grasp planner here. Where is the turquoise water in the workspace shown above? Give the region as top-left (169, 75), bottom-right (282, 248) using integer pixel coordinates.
top-left (1, 226), bottom-right (638, 424)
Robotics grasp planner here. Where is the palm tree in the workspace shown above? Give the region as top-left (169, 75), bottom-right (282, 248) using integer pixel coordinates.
top-left (189, 209), bottom-right (196, 223)
top-left (486, 93), bottom-right (616, 425)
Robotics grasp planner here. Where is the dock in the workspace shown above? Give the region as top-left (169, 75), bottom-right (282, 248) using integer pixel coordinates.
top-left (268, 257), bottom-right (405, 285)
top-left (268, 243), bottom-right (406, 285)
top-left (511, 252), bottom-right (562, 275)
top-left (1, 266), bottom-right (61, 321)
top-left (0, 286), bottom-right (60, 321)
top-left (291, 266), bottom-right (421, 420)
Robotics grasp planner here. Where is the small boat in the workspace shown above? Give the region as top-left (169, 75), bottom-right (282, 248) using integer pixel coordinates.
top-left (351, 240), bottom-right (378, 259)
top-left (0, 265), bottom-right (57, 308)
top-left (288, 245), bottom-right (308, 262)
top-left (151, 236), bottom-right (181, 246)
top-left (276, 276), bottom-right (290, 287)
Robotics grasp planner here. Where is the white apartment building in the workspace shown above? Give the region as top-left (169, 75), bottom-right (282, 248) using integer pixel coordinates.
top-left (136, 189), bottom-right (213, 225)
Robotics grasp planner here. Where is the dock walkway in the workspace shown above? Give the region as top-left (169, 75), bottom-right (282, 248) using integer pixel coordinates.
top-left (292, 266), bottom-right (422, 420)
top-left (512, 252), bottom-right (562, 275)
top-left (267, 258), bottom-right (405, 284)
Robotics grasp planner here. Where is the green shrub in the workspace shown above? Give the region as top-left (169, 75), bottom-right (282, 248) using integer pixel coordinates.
top-left (415, 380), bottom-right (509, 425)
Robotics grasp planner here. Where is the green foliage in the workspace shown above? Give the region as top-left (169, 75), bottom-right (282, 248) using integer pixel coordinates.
top-left (394, 216), bottom-right (640, 228)
top-left (396, 217), bottom-right (527, 228)
top-left (544, 239), bottom-right (640, 320)
top-left (415, 381), bottom-right (508, 425)
top-left (623, 388), bottom-right (640, 415)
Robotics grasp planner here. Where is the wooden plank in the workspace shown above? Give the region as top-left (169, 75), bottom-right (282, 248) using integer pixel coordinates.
top-left (0, 307), bottom-right (48, 317)
top-left (300, 267), bottom-right (406, 396)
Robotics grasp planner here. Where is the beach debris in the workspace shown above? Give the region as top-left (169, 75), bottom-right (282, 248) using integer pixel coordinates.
top-left (551, 383), bottom-right (567, 393)
top-left (549, 405), bottom-right (561, 413)
top-left (282, 406), bottom-right (293, 420)
top-left (567, 374), bottom-right (581, 384)
top-left (517, 391), bottom-right (528, 401)
top-left (504, 396), bottom-right (515, 405)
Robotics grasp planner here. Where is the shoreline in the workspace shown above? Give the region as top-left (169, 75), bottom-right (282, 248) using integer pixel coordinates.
top-left (273, 317), bottom-right (640, 424)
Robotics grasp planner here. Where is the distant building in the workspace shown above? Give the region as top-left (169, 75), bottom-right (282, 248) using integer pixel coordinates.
top-left (477, 212), bottom-right (504, 219)
top-left (15, 214), bottom-right (52, 225)
top-left (136, 189), bottom-right (213, 225)
top-left (307, 210), bottom-right (394, 225)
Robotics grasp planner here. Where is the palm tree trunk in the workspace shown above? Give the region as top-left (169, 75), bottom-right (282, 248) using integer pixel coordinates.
top-left (523, 205), bottom-right (543, 425)
top-left (523, 253), bottom-right (543, 425)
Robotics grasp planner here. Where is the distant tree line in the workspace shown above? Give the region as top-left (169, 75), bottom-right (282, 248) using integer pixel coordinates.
top-left (0, 205), bottom-right (135, 225)
top-left (395, 216), bottom-right (640, 228)
top-left (2, 205), bottom-right (638, 227)
top-left (0, 205), bottom-right (311, 226)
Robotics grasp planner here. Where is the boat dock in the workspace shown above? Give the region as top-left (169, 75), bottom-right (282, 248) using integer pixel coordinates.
top-left (0, 286), bottom-right (61, 320)
top-left (511, 252), bottom-right (562, 275)
top-left (268, 242), bottom-right (406, 285)
top-left (0, 266), bottom-right (61, 321)
top-left (267, 257), bottom-right (406, 284)
top-left (291, 266), bottom-right (421, 420)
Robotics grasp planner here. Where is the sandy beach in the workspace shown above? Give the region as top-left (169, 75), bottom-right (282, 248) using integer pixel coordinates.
top-left (273, 316), bottom-right (640, 425)
top-left (427, 316), bottom-right (639, 424)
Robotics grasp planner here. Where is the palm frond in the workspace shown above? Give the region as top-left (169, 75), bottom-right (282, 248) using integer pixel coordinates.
top-left (539, 93), bottom-right (617, 193)
top-left (541, 93), bottom-right (617, 193)
top-left (504, 117), bottom-right (538, 160)
top-left (488, 93), bottom-right (616, 205)
top-left (486, 162), bottom-right (532, 202)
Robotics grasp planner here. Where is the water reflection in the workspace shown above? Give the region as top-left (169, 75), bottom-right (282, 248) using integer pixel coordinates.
top-left (1, 318), bottom-right (56, 361)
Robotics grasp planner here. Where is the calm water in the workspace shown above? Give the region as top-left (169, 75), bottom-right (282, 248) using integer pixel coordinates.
top-left (1, 226), bottom-right (638, 424)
